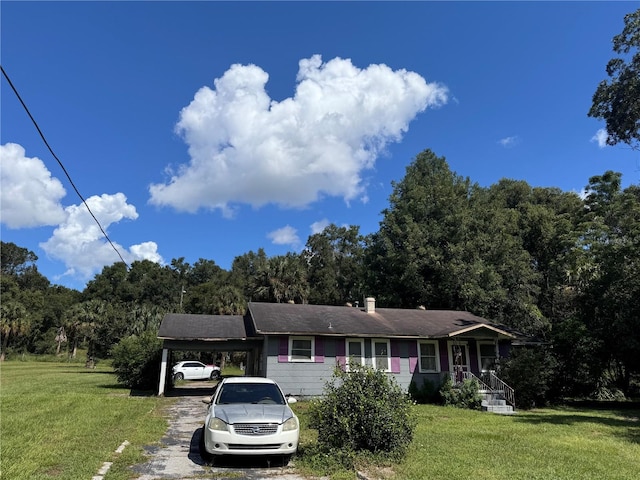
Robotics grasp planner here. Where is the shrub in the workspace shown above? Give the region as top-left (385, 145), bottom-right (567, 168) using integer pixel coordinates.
top-left (308, 363), bottom-right (415, 459)
top-left (408, 378), bottom-right (439, 404)
top-left (499, 346), bottom-right (556, 409)
top-left (439, 377), bottom-right (482, 409)
top-left (110, 331), bottom-right (163, 390)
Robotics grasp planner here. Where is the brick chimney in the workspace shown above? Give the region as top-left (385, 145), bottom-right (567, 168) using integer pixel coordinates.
top-left (365, 297), bottom-right (375, 313)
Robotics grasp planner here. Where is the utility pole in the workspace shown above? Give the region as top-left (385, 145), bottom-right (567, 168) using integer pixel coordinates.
top-left (179, 285), bottom-right (186, 309)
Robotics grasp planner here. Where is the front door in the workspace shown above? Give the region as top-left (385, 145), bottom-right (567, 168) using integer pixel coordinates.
top-left (448, 341), bottom-right (470, 381)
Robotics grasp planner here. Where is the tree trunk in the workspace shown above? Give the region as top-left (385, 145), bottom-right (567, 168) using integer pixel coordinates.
top-left (1, 333), bottom-right (9, 361)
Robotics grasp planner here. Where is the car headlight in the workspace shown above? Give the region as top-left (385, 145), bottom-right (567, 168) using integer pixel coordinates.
top-left (282, 416), bottom-right (298, 432)
top-left (207, 417), bottom-right (228, 431)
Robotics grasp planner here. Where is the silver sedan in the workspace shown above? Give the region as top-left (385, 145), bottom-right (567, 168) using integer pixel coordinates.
top-left (200, 377), bottom-right (299, 465)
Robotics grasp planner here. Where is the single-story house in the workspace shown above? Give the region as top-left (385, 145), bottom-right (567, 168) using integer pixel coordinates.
top-left (157, 298), bottom-right (528, 405)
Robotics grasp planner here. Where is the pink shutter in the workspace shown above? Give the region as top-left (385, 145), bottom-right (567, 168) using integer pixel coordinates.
top-left (391, 340), bottom-right (401, 373)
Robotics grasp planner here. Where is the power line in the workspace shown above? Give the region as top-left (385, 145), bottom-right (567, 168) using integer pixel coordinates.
top-left (1, 65), bottom-right (129, 268)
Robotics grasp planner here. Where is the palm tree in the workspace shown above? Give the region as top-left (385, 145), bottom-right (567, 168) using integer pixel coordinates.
top-left (0, 301), bottom-right (31, 361)
top-left (63, 300), bottom-right (105, 359)
top-left (254, 254), bottom-right (309, 303)
top-left (129, 303), bottom-right (165, 335)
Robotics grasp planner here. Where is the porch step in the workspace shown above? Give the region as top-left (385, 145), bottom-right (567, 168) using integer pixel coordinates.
top-left (482, 398), bottom-right (507, 407)
top-left (480, 393), bottom-right (515, 415)
top-left (482, 404), bottom-right (515, 414)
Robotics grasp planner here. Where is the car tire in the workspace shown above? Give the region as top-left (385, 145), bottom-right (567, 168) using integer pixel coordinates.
top-left (173, 372), bottom-right (184, 381)
top-left (199, 427), bottom-right (214, 466)
top-left (210, 370), bottom-right (221, 381)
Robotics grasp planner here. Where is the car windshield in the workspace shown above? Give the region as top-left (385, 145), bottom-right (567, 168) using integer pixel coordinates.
top-left (216, 383), bottom-right (286, 405)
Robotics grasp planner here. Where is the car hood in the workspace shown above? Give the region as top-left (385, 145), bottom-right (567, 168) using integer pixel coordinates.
top-left (213, 404), bottom-right (294, 424)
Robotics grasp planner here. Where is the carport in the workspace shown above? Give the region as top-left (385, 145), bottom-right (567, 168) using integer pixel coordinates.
top-left (157, 313), bottom-right (263, 396)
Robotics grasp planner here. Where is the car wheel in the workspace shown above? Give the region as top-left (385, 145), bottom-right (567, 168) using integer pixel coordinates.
top-left (199, 427), bottom-right (214, 466)
top-left (210, 371), bottom-right (221, 380)
top-left (173, 372), bottom-right (184, 381)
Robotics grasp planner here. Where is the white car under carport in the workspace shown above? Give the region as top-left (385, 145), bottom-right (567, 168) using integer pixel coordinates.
top-left (172, 361), bottom-right (221, 381)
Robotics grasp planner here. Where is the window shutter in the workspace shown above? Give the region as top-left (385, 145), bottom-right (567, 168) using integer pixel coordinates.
top-left (278, 336), bottom-right (288, 363)
top-left (315, 336), bottom-right (324, 363)
top-left (391, 339), bottom-right (401, 373)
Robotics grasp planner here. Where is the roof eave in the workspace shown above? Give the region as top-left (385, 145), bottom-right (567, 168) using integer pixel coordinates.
top-left (447, 323), bottom-right (515, 339)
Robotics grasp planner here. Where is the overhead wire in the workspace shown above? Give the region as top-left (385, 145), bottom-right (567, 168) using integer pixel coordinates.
top-left (1, 65), bottom-right (129, 268)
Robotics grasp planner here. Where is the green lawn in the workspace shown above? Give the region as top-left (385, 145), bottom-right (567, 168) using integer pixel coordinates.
top-left (2, 360), bottom-right (639, 480)
top-left (0, 360), bottom-right (170, 480)
top-left (388, 404), bottom-right (640, 480)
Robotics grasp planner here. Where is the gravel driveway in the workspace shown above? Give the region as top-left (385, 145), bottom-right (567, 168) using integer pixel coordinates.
top-left (130, 382), bottom-right (311, 480)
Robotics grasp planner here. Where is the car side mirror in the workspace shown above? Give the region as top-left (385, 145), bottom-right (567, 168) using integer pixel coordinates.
top-left (202, 397), bottom-right (213, 405)
top-left (287, 396), bottom-right (297, 404)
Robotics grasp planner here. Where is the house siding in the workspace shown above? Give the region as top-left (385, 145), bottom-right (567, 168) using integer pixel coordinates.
top-left (264, 335), bottom-right (451, 397)
top-left (265, 336), bottom-right (339, 396)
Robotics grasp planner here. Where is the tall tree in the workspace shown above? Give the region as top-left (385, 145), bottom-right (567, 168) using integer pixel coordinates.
top-left (588, 8), bottom-right (640, 149)
top-left (63, 300), bottom-right (105, 358)
top-left (230, 249), bottom-right (269, 301)
top-left (254, 253), bottom-right (309, 304)
top-left (365, 149), bottom-right (476, 309)
top-left (185, 284), bottom-right (246, 315)
top-left (304, 224), bottom-right (365, 305)
top-left (0, 301), bottom-right (31, 361)
top-left (1, 241), bottom-right (38, 276)
top-left (578, 172), bottom-right (640, 394)
top-left (83, 262), bottom-right (131, 302)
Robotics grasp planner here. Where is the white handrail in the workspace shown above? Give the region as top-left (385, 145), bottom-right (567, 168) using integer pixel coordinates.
top-left (450, 370), bottom-right (516, 408)
top-left (484, 371), bottom-right (516, 407)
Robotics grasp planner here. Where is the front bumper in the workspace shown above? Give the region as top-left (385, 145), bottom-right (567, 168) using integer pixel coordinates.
top-left (203, 423), bottom-right (299, 456)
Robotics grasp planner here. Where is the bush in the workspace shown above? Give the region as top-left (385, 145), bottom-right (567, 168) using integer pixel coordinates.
top-left (308, 363), bottom-right (415, 459)
top-left (111, 331), bottom-right (163, 390)
top-left (408, 378), bottom-right (439, 404)
top-left (439, 377), bottom-right (482, 409)
top-left (499, 346), bottom-right (556, 409)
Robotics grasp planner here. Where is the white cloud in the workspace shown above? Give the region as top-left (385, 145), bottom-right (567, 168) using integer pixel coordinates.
top-left (591, 128), bottom-right (608, 148)
top-left (310, 218), bottom-right (330, 234)
top-left (40, 193), bottom-right (163, 280)
top-left (267, 225), bottom-right (300, 248)
top-left (129, 242), bottom-right (163, 263)
top-left (149, 55), bottom-right (448, 213)
top-left (0, 143), bottom-right (67, 228)
top-left (498, 136), bottom-right (520, 148)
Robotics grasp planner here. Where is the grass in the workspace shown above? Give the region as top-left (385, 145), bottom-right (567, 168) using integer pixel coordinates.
top-left (388, 404), bottom-right (640, 480)
top-left (2, 360), bottom-right (639, 480)
top-left (291, 397), bottom-right (640, 480)
top-left (0, 360), bottom-right (170, 480)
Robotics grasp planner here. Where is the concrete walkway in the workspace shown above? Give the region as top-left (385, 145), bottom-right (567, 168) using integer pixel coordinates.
top-left (130, 382), bottom-right (311, 480)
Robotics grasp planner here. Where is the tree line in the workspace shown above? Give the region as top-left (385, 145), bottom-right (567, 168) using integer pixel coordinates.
top-left (1, 149), bottom-right (638, 401)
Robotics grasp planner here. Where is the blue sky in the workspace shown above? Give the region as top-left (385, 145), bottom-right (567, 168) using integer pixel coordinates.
top-left (2, 1), bottom-right (638, 291)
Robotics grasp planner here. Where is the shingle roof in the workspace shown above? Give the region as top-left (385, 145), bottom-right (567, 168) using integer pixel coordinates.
top-left (158, 313), bottom-right (247, 340)
top-left (158, 303), bottom-right (522, 341)
top-left (247, 302), bottom-right (516, 339)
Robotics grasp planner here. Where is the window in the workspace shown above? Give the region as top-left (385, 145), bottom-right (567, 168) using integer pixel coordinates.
top-left (418, 341), bottom-right (440, 373)
top-left (289, 336), bottom-right (314, 362)
top-left (478, 342), bottom-right (497, 371)
top-left (346, 338), bottom-right (365, 370)
top-left (373, 339), bottom-right (391, 372)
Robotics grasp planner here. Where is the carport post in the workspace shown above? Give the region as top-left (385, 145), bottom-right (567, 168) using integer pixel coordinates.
top-left (158, 348), bottom-right (169, 396)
